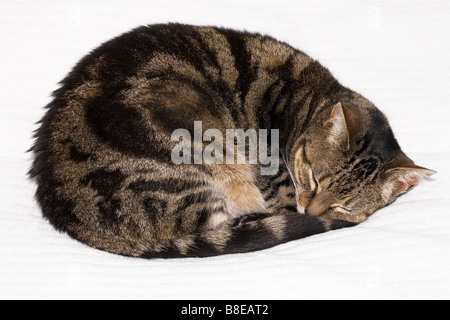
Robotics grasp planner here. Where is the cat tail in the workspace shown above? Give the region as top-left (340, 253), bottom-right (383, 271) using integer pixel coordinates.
top-left (141, 213), bottom-right (356, 258)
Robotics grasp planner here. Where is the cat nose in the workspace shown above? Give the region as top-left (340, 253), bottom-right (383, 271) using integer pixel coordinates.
top-left (305, 199), bottom-right (328, 216)
top-left (305, 207), bottom-right (320, 216)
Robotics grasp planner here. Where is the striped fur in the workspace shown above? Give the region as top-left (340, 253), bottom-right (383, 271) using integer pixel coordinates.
top-left (29, 24), bottom-right (434, 258)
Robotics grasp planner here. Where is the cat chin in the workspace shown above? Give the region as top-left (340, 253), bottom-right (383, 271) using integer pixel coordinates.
top-left (297, 205), bottom-right (306, 214)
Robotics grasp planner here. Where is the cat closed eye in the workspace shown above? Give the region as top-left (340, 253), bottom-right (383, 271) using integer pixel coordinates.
top-left (308, 168), bottom-right (319, 197)
top-left (330, 204), bottom-right (351, 214)
top-left (310, 175), bottom-right (319, 197)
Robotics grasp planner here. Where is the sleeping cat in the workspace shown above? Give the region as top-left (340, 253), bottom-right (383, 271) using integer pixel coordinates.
top-left (29, 24), bottom-right (435, 258)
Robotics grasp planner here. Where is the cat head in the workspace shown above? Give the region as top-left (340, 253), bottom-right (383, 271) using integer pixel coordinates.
top-left (291, 102), bottom-right (435, 223)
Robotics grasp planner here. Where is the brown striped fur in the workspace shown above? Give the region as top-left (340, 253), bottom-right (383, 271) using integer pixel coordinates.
top-left (29, 24), bottom-right (435, 258)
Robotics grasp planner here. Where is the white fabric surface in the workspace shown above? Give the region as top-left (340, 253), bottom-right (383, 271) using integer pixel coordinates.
top-left (1, 0), bottom-right (449, 299)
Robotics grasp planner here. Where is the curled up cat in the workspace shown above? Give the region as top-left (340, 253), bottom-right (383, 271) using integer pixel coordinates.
top-left (29, 24), bottom-right (435, 258)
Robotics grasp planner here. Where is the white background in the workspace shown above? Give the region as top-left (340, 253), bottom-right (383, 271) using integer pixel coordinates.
top-left (1, 0), bottom-right (449, 299)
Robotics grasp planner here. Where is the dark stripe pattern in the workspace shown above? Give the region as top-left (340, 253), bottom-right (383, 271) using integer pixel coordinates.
top-left (143, 212), bottom-right (355, 258)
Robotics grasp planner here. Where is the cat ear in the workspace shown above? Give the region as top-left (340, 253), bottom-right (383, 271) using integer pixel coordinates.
top-left (324, 102), bottom-right (350, 150)
top-left (382, 155), bottom-right (436, 200)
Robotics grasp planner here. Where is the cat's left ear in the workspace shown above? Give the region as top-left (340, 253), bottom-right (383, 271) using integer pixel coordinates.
top-left (324, 102), bottom-right (350, 150)
top-left (382, 155), bottom-right (436, 199)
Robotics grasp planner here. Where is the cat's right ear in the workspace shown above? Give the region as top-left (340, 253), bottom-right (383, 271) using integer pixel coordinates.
top-left (381, 155), bottom-right (436, 200)
top-left (324, 102), bottom-right (350, 150)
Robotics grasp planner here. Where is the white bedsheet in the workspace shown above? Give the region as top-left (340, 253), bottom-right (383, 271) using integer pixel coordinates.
top-left (1, 0), bottom-right (449, 299)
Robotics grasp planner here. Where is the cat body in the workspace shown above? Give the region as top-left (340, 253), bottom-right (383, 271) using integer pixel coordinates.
top-left (29, 24), bottom-right (434, 258)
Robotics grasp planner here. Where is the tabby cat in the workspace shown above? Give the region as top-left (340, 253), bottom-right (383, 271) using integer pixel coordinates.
top-left (29, 24), bottom-right (435, 258)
